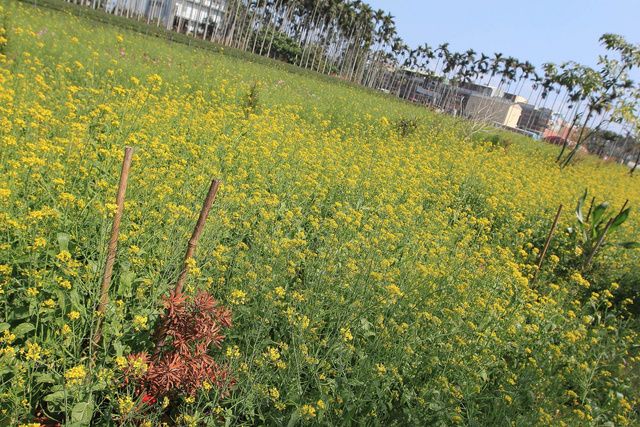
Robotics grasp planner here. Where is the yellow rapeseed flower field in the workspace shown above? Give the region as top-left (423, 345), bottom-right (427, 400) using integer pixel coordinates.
top-left (0, 1), bottom-right (639, 425)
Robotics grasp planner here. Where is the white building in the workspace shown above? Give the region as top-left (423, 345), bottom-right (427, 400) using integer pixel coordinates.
top-left (465, 93), bottom-right (523, 128)
top-left (170, 0), bottom-right (226, 35)
top-left (104, 0), bottom-right (226, 34)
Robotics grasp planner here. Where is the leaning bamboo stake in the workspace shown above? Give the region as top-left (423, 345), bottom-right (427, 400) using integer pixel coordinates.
top-left (619, 199), bottom-right (629, 215)
top-left (174, 178), bottom-right (221, 296)
top-left (583, 217), bottom-right (615, 271)
top-left (93, 146), bottom-right (134, 346)
top-left (153, 177), bottom-right (221, 359)
top-left (531, 204), bottom-right (563, 283)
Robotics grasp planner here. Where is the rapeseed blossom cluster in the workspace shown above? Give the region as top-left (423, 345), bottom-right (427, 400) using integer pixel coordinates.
top-left (64, 364), bottom-right (86, 387)
top-left (0, 2), bottom-right (639, 425)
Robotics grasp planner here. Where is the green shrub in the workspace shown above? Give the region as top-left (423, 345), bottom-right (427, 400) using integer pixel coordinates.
top-left (248, 28), bottom-right (303, 65)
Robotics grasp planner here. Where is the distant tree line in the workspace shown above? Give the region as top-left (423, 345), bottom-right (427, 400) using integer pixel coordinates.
top-left (70, 0), bottom-right (640, 168)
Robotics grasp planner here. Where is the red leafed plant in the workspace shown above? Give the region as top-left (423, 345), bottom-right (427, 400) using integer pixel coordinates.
top-left (117, 290), bottom-right (234, 422)
top-left (144, 290), bottom-right (234, 397)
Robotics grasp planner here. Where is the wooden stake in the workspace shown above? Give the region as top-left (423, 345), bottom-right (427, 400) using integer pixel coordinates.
top-left (619, 199), bottom-right (629, 215)
top-left (584, 217), bottom-right (614, 271)
top-left (532, 204), bottom-right (563, 283)
top-left (174, 178), bottom-right (221, 295)
top-left (93, 146), bottom-right (134, 346)
top-left (153, 177), bottom-right (221, 359)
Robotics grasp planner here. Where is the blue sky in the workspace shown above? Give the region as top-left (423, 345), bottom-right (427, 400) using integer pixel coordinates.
top-left (364, 0), bottom-right (640, 74)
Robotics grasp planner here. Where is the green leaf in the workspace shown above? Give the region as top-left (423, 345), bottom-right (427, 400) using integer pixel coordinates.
top-left (43, 387), bottom-right (66, 403)
top-left (286, 409), bottom-right (300, 427)
top-left (70, 401), bottom-right (94, 426)
top-left (576, 188), bottom-right (587, 224)
top-left (69, 290), bottom-right (83, 312)
top-left (591, 202), bottom-right (610, 225)
top-left (0, 323), bottom-right (10, 333)
top-left (13, 322), bottom-right (35, 338)
top-left (87, 261), bottom-right (99, 275)
top-left (34, 373), bottom-right (55, 384)
top-left (429, 402), bottom-right (442, 411)
top-left (113, 340), bottom-right (123, 358)
top-left (621, 241), bottom-right (640, 249)
top-left (117, 271), bottom-right (136, 298)
top-left (608, 207), bottom-right (631, 235)
top-left (11, 307), bottom-right (30, 320)
top-left (90, 380), bottom-right (106, 392)
top-left (55, 290), bottom-right (67, 314)
top-left (57, 233), bottom-right (71, 252)
top-left (224, 408), bottom-right (235, 427)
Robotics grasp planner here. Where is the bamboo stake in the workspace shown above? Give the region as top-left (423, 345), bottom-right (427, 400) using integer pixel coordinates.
top-left (532, 204), bottom-right (563, 283)
top-left (153, 177), bottom-right (221, 359)
top-left (93, 146), bottom-right (134, 346)
top-left (174, 178), bottom-right (221, 296)
top-left (619, 199), bottom-right (628, 215)
top-left (583, 217), bottom-right (614, 271)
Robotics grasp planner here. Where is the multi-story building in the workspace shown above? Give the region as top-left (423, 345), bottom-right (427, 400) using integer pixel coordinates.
top-left (380, 67), bottom-right (572, 138)
top-left (465, 94), bottom-right (523, 128)
top-left (517, 104), bottom-right (553, 135)
top-left (104, 0), bottom-right (226, 35)
top-left (169, 0), bottom-right (226, 35)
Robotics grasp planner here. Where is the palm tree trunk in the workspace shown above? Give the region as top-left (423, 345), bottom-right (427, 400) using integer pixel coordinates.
top-left (562, 108), bottom-right (597, 167)
top-left (556, 111), bottom-right (580, 163)
top-left (223, 0), bottom-right (241, 46)
top-left (630, 145), bottom-right (640, 176)
top-left (202, 0), bottom-right (214, 40)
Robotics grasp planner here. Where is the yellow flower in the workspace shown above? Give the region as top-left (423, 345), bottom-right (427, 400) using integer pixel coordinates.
top-left (56, 250), bottom-right (71, 262)
top-left (65, 365), bottom-right (87, 387)
top-left (269, 387), bottom-right (279, 401)
top-left (115, 356), bottom-right (127, 369)
top-left (24, 342), bottom-right (41, 361)
top-left (226, 345), bottom-right (241, 358)
top-left (340, 327), bottom-right (353, 342)
top-left (147, 74), bottom-right (162, 86)
top-left (117, 396), bottom-right (135, 414)
top-left (300, 405), bottom-right (316, 419)
top-left (133, 315), bottom-right (148, 331)
top-left (230, 289), bottom-right (247, 305)
top-left (67, 311), bottom-right (80, 320)
top-left (274, 286), bottom-right (286, 298)
top-left (0, 330), bottom-right (15, 344)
